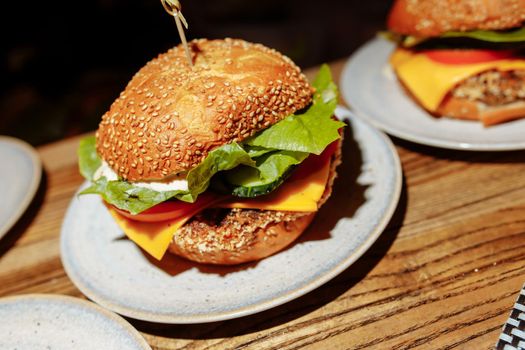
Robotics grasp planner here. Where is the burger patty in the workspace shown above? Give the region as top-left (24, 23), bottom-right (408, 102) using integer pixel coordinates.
top-left (452, 69), bottom-right (525, 106)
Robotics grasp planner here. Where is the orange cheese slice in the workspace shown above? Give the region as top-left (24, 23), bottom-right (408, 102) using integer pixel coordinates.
top-left (390, 48), bottom-right (525, 112)
top-left (107, 208), bottom-right (195, 260)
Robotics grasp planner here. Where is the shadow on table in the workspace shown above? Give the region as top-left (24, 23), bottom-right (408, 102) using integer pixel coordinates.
top-left (143, 121), bottom-right (368, 277)
top-left (392, 136), bottom-right (525, 164)
top-left (0, 171), bottom-right (47, 258)
top-left (129, 121), bottom-right (408, 340)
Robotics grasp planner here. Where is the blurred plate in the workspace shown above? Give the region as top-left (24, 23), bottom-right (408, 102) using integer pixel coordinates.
top-left (0, 294), bottom-right (151, 350)
top-left (0, 136), bottom-right (41, 239)
top-left (60, 106), bottom-right (402, 324)
top-left (341, 37), bottom-right (525, 151)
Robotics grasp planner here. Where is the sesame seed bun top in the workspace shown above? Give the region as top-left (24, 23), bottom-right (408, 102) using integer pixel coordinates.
top-left (96, 38), bottom-right (313, 182)
top-left (388, 0), bottom-right (525, 37)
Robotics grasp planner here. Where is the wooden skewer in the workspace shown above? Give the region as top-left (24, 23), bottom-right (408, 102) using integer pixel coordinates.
top-left (161, 0), bottom-right (193, 67)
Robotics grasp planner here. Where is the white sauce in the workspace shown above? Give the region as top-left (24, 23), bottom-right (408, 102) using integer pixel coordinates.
top-left (134, 178), bottom-right (189, 192)
top-left (94, 161), bottom-right (189, 192)
top-left (94, 161), bottom-right (118, 181)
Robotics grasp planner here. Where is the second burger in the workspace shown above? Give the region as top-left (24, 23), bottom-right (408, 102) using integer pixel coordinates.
top-left (387, 0), bottom-right (525, 126)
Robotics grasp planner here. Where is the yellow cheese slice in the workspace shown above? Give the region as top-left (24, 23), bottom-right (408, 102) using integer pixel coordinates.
top-left (107, 208), bottom-right (194, 260)
top-left (390, 49), bottom-right (525, 112)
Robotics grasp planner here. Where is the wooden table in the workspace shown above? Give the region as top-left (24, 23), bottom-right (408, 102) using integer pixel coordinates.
top-left (2, 60), bottom-right (525, 349)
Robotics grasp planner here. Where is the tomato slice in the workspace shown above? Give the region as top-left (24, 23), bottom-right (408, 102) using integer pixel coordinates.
top-left (110, 192), bottom-right (224, 222)
top-left (424, 49), bottom-right (517, 65)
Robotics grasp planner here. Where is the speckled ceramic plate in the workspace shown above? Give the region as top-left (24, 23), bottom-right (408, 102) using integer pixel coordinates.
top-left (0, 294), bottom-right (151, 350)
top-left (60, 106), bottom-right (402, 324)
top-left (0, 136), bottom-right (41, 239)
top-left (341, 37), bottom-right (525, 151)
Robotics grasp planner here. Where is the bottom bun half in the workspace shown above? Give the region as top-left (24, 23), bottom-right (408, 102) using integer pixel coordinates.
top-left (169, 209), bottom-right (316, 265)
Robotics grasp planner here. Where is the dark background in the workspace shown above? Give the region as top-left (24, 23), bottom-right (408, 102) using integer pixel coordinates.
top-left (1, 0), bottom-right (391, 146)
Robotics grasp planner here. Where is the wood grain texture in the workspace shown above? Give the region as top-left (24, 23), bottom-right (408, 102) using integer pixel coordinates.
top-left (1, 60), bottom-right (525, 349)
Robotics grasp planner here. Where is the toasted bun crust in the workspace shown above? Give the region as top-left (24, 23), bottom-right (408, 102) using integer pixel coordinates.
top-left (388, 0), bottom-right (525, 37)
top-left (96, 38), bottom-right (313, 181)
top-left (168, 209), bottom-right (316, 265)
top-left (438, 97), bottom-right (525, 126)
top-left (168, 137), bottom-right (342, 265)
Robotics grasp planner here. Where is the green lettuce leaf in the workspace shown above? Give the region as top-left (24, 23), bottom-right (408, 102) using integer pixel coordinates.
top-left (186, 142), bottom-right (255, 197)
top-left (442, 26), bottom-right (525, 43)
top-left (389, 26), bottom-right (525, 48)
top-left (245, 64), bottom-right (344, 154)
top-left (243, 145), bottom-right (274, 158)
top-left (78, 136), bottom-right (101, 179)
top-left (225, 150), bottom-right (308, 197)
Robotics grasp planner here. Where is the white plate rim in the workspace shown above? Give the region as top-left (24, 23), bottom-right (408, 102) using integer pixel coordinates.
top-left (0, 136), bottom-right (42, 239)
top-left (61, 107), bottom-right (403, 323)
top-left (340, 36), bottom-right (525, 151)
top-left (0, 293), bottom-right (151, 349)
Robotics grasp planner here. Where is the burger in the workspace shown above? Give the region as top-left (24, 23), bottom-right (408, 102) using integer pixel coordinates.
top-left (386, 0), bottom-right (525, 126)
top-left (77, 38), bottom-right (344, 265)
